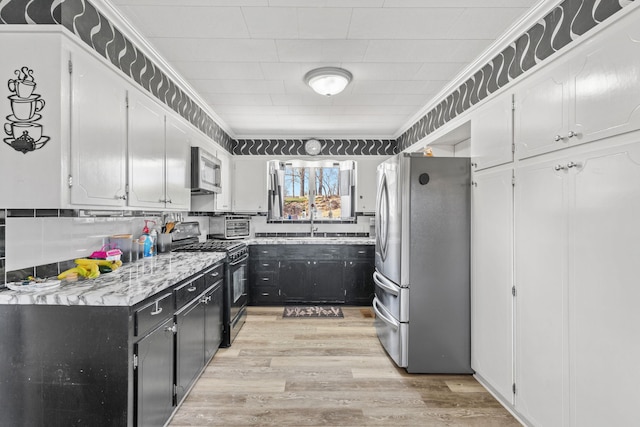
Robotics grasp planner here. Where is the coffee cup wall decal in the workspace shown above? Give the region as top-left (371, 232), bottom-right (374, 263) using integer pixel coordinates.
top-left (4, 66), bottom-right (49, 154)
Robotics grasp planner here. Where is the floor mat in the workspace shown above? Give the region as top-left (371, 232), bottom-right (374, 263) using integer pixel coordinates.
top-left (283, 306), bottom-right (344, 318)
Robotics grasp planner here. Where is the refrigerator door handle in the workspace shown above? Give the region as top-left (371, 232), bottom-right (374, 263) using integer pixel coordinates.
top-left (373, 271), bottom-right (399, 297)
top-left (373, 297), bottom-right (399, 331)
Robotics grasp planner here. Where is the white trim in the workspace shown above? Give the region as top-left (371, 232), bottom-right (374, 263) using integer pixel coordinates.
top-left (90, 0), bottom-right (235, 139)
top-left (393, 0), bottom-right (563, 140)
top-left (395, 0), bottom-right (640, 143)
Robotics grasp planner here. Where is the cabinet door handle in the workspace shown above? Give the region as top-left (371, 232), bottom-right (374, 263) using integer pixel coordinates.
top-left (210, 272), bottom-right (219, 277)
top-left (567, 161), bottom-right (579, 169)
top-left (150, 306), bottom-right (163, 316)
top-left (554, 164), bottom-right (567, 171)
top-left (164, 324), bottom-right (177, 333)
top-left (187, 286), bottom-right (197, 292)
top-left (166, 199), bottom-right (172, 204)
top-left (554, 135), bottom-right (564, 142)
top-left (116, 194), bottom-right (127, 200)
top-left (567, 130), bottom-right (577, 138)
top-left (261, 278), bottom-right (269, 281)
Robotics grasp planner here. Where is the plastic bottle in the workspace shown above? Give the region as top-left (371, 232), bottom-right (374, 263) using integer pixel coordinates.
top-left (141, 220), bottom-right (156, 258)
top-left (149, 229), bottom-right (158, 256)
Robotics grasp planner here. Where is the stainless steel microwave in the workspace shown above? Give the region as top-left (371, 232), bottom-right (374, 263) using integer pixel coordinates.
top-left (191, 147), bottom-right (221, 194)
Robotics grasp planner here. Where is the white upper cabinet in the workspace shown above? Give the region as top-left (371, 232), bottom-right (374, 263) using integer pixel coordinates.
top-left (215, 149), bottom-right (232, 212)
top-left (515, 11), bottom-right (640, 160)
top-left (128, 92), bottom-right (191, 210)
top-left (571, 15), bottom-right (640, 145)
top-left (164, 116), bottom-right (191, 210)
top-left (355, 157), bottom-right (385, 213)
top-left (471, 92), bottom-right (514, 171)
top-left (128, 91), bottom-right (166, 208)
top-left (514, 56), bottom-right (572, 159)
top-left (70, 49), bottom-right (128, 207)
top-left (232, 157), bottom-right (267, 212)
top-left (0, 34), bottom-right (67, 208)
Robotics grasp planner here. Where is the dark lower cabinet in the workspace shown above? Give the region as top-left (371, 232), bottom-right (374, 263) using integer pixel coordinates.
top-left (309, 260), bottom-right (345, 303)
top-left (279, 260), bottom-right (309, 302)
top-left (0, 261), bottom-right (225, 427)
top-left (204, 282), bottom-right (223, 363)
top-left (344, 259), bottom-right (375, 305)
top-left (250, 244), bottom-right (374, 306)
top-left (175, 295), bottom-right (206, 404)
top-left (134, 318), bottom-right (175, 427)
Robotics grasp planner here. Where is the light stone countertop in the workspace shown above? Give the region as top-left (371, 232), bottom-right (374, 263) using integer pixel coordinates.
top-left (247, 237), bottom-right (375, 245)
top-left (0, 252), bottom-right (226, 307)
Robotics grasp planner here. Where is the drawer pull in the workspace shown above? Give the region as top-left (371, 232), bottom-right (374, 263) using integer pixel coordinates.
top-left (261, 278), bottom-right (269, 281)
top-left (210, 272), bottom-right (219, 277)
top-left (150, 306), bottom-right (163, 316)
top-left (164, 324), bottom-right (177, 333)
top-left (261, 292), bottom-right (270, 296)
top-left (261, 263), bottom-right (270, 267)
top-left (187, 286), bottom-right (197, 292)
top-left (358, 250), bottom-right (366, 254)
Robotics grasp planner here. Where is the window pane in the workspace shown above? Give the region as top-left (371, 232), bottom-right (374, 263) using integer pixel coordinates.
top-left (283, 166), bottom-right (309, 219)
top-left (313, 167), bottom-right (341, 219)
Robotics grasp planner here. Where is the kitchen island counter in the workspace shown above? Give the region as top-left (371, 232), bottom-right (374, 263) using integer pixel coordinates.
top-left (0, 252), bottom-right (226, 306)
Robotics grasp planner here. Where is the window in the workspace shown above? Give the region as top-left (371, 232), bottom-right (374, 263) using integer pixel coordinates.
top-left (268, 160), bottom-right (355, 221)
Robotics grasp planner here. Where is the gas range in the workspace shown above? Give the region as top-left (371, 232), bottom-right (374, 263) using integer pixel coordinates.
top-left (170, 221), bottom-right (248, 261)
top-left (170, 221), bottom-right (248, 348)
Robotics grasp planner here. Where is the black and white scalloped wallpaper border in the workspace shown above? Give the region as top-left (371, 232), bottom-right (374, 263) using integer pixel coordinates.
top-left (396, 0), bottom-right (634, 151)
top-left (0, 0), bottom-right (634, 156)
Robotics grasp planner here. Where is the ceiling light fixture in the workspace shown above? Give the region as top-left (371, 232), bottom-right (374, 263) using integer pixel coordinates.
top-left (304, 67), bottom-right (352, 96)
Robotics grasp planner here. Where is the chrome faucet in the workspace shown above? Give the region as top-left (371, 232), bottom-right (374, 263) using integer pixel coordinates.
top-left (310, 203), bottom-right (317, 237)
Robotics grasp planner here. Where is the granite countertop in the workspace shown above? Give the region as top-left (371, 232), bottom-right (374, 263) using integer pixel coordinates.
top-left (248, 237), bottom-right (375, 245)
top-left (0, 252), bottom-right (226, 307)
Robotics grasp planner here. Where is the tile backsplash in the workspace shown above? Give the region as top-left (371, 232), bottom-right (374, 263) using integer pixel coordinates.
top-left (0, 209), bottom-right (160, 285)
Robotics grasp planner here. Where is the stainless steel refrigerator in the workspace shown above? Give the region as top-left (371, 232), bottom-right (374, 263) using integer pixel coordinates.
top-left (373, 153), bottom-right (472, 374)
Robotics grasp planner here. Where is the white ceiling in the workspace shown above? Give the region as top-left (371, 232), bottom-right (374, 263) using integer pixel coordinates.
top-left (108, 0), bottom-right (544, 139)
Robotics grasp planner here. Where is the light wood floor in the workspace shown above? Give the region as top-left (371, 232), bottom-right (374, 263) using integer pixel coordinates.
top-left (169, 306), bottom-right (520, 426)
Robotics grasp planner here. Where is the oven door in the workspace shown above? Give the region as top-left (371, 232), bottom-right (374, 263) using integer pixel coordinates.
top-left (228, 252), bottom-right (248, 337)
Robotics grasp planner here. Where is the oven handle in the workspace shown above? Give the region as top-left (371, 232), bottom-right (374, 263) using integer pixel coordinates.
top-left (373, 271), bottom-right (399, 297)
top-left (373, 297), bottom-right (399, 331)
top-left (229, 252), bottom-right (249, 266)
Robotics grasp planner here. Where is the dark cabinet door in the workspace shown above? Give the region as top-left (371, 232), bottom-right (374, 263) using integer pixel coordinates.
top-left (279, 260), bottom-right (309, 302)
top-left (134, 318), bottom-right (175, 427)
top-left (175, 297), bottom-right (205, 403)
top-left (344, 260), bottom-right (375, 305)
top-left (310, 260), bottom-right (345, 303)
top-left (204, 282), bottom-right (223, 362)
